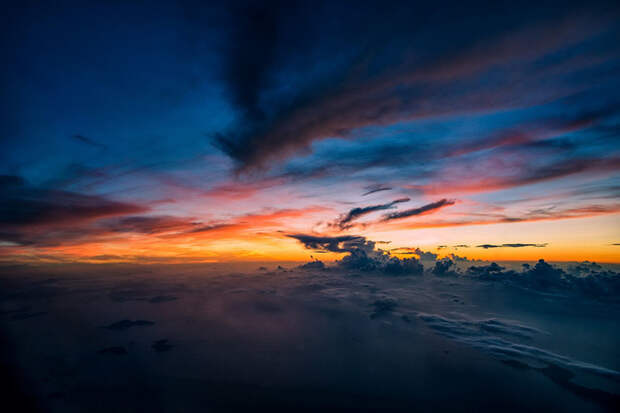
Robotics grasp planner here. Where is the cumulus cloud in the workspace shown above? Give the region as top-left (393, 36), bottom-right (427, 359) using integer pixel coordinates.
top-left (290, 237), bottom-right (612, 291)
top-left (104, 216), bottom-right (204, 234)
top-left (462, 259), bottom-right (620, 297)
top-left (477, 243), bottom-right (548, 249)
top-left (71, 134), bottom-right (107, 150)
top-left (288, 233), bottom-right (423, 275)
top-left (0, 175), bottom-right (147, 228)
top-left (432, 258), bottom-right (457, 276)
top-left (390, 247), bottom-right (438, 261)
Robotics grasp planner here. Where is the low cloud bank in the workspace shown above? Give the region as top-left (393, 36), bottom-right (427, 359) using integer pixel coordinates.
top-left (288, 234), bottom-right (423, 275)
top-left (450, 258), bottom-right (620, 298)
top-left (289, 233), bottom-right (620, 298)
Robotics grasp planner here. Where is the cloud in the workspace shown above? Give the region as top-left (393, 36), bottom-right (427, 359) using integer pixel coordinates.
top-left (477, 243), bottom-right (548, 249)
top-left (381, 199), bottom-right (455, 222)
top-left (213, 8), bottom-right (616, 171)
top-left (466, 262), bottom-right (516, 280)
top-left (287, 233), bottom-right (424, 275)
top-left (418, 312), bottom-right (620, 384)
top-left (385, 203), bottom-right (620, 231)
top-left (71, 134), bottom-right (107, 150)
top-left (460, 259), bottom-right (620, 297)
top-left (203, 177), bottom-right (286, 200)
top-left (362, 184), bottom-right (392, 196)
top-left (390, 247), bottom-right (437, 261)
top-left (0, 175), bottom-right (147, 228)
top-left (417, 156), bottom-right (620, 196)
top-left (333, 197), bottom-right (409, 229)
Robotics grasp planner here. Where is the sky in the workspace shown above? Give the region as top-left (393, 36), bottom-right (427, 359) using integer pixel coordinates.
top-left (1, 0), bottom-right (619, 264)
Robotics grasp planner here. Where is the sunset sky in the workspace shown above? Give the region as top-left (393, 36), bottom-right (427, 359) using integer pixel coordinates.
top-left (1, 0), bottom-right (619, 264)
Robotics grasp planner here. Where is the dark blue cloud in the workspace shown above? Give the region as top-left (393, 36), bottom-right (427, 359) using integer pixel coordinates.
top-left (381, 199), bottom-right (455, 221)
top-left (334, 198), bottom-right (409, 229)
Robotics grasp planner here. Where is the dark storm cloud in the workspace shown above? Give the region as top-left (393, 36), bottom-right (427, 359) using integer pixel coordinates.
top-left (455, 259), bottom-right (620, 297)
top-left (334, 197), bottom-right (409, 229)
top-left (477, 243), bottom-right (548, 249)
top-left (381, 199), bottom-right (455, 221)
top-left (101, 215), bottom-right (237, 237)
top-left (0, 175), bottom-right (147, 227)
top-left (432, 258), bottom-right (457, 276)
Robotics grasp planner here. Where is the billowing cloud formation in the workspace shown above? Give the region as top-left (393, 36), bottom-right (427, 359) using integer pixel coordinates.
top-left (432, 258), bottom-right (457, 276)
top-left (381, 199), bottom-right (455, 222)
top-left (288, 233), bottom-right (423, 274)
top-left (71, 134), bottom-right (107, 150)
top-left (334, 198), bottom-right (409, 229)
top-left (457, 259), bottom-right (620, 297)
top-left (292, 241), bottom-right (620, 298)
top-left (477, 243), bottom-right (548, 249)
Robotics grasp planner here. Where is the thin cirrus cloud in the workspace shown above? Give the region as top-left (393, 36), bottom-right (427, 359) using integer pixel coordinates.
top-left (0, 171), bottom-right (328, 250)
top-left (476, 243), bottom-right (548, 249)
top-left (390, 203), bottom-right (620, 231)
top-left (362, 184), bottom-right (393, 196)
top-left (213, 3), bottom-right (616, 171)
top-left (416, 156), bottom-right (620, 196)
top-left (333, 198), bottom-right (410, 229)
top-left (381, 199), bottom-right (456, 222)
